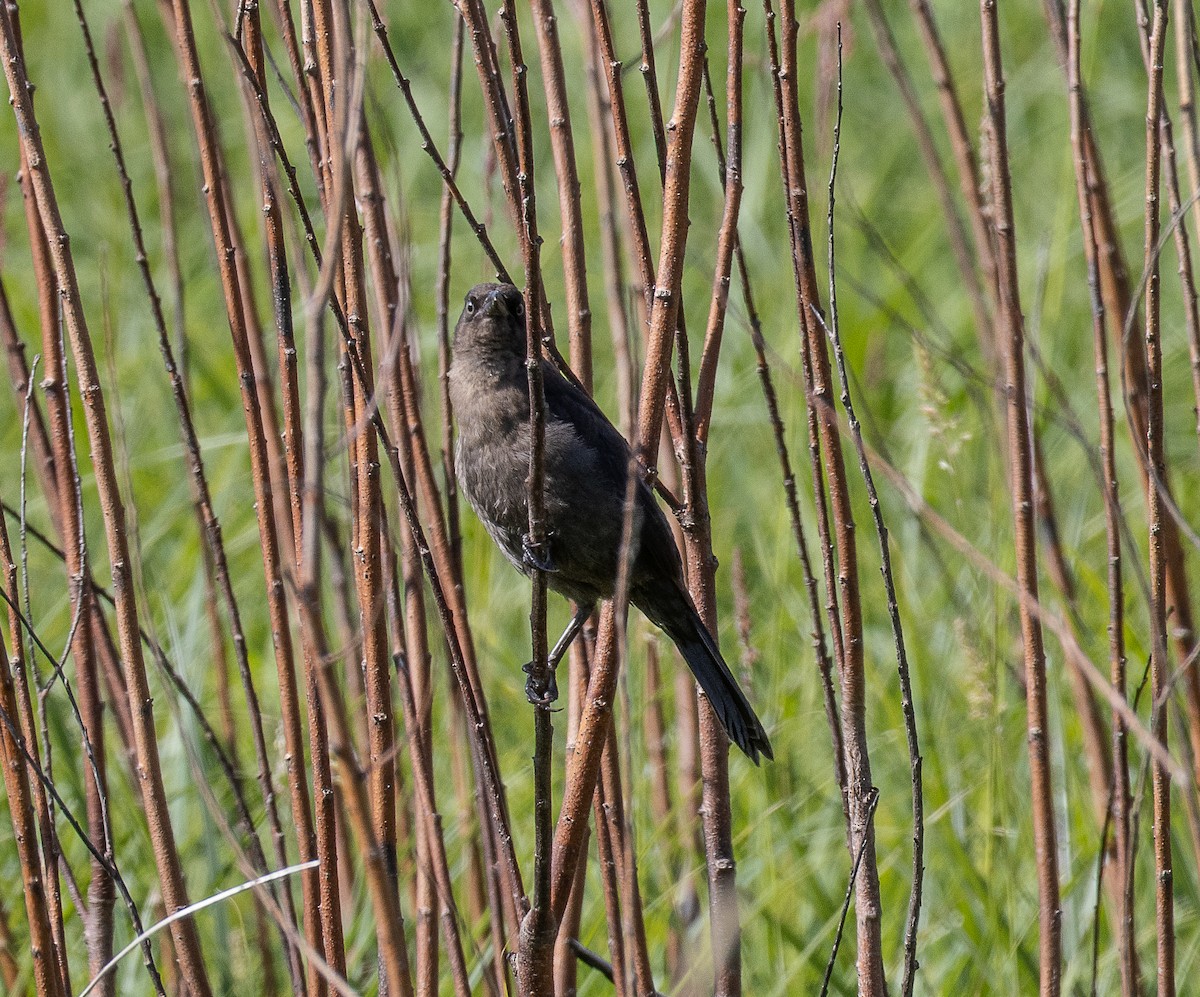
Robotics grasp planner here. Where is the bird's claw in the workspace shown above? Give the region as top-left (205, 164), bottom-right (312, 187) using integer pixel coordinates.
top-left (522, 533), bottom-right (556, 574)
top-left (522, 659), bottom-right (559, 707)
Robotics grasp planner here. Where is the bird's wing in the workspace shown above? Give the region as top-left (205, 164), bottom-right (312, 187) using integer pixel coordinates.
top-left (540, 359), bottom-right (634, 486)
top-left (540, 360), bottom-right (685, 585)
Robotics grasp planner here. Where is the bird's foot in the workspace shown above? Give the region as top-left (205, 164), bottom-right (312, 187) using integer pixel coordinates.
top-left (522, 659), bottom-right (559, 708)
top-left (522, 533), bottom-right (556, 573)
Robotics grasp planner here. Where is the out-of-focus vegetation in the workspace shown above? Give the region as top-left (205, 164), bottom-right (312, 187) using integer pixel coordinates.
top-left (0, 0), bottom-right (1197, 993)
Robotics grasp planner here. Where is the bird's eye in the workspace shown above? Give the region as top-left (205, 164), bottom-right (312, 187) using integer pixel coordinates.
top-left (515, 298), bottom-right (524, 318)
top-left (465, 299), bottom-right (475, 316)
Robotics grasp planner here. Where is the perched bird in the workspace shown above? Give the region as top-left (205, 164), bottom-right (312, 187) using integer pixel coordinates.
top-left (449, 282), bottom-right (773, 764)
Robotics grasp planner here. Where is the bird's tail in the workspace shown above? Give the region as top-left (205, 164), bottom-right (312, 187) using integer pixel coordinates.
top-left (661, 600), bottom-right (774, 765)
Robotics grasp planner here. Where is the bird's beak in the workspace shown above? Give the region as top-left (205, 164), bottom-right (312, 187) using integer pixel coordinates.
top-left (482, 287), bottom-right (507, 319)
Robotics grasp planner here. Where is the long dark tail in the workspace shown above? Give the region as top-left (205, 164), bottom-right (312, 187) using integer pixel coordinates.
top-left (652, 592), bottom-right (773, 764)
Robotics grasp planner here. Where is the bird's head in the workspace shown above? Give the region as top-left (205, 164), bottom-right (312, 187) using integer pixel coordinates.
top-left (453, 283), bottom-right (528, 363)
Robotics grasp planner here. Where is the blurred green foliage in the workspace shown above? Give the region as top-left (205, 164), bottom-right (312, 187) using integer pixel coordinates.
top-left (0, 0), bottom-right (1197, 993)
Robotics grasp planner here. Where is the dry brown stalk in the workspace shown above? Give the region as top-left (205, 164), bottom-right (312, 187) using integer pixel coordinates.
top-left (600, 720), bottom-right (654, 995)
top-left (820, 33), bottom-right (924, 994)
top-left (553, 654), bottom-right (591, 994)
top-left (0, 519), bottom-right (63, 997)
top-left (979, 3), bottom-right (1062, 991)
top-left (355, 123), bottom-right (443, 996)
top-left (164, 1), bottom-right (346, 989)
top-left (0, 283), bottom-right (73, 994)
top-left (9, 49), bottom-right (117, 992)
top-left (693, 5), bottom-right (745, 441)
top-left (0, 3), bottom-right (213, 991)
top-left (1177, 1), bottom-right (1200, 324)
top-left (1132, 0), bottom-right (1200, 478)
top-left (531, 0), bottom-right (593, 388)
top-left (0, 903), bottom-right (17, 995)
top-left (78, 2), bottom-right (308, 987)
top-left (312, 3), bottom-right (400, 936)
top-left (0, 423), bottom-right (71, 994)
top-left (394, 657), bottom-right (473, 997)
top-left (571, 0), bottom-right (635, 431)
top-left (430, 23), bottom-right (499, 981)
top-left (586, 0), bottom-right (656, 317)
top-left (1065, 3), bottom-right (1138, 989)
top-left (1042, 0), bottom-right (1200, 806)
top-left (770, 1), bottom-right (886, 990)
top-left (1139, 2), bottom-right (1176, 992)
top-left (661, 7), bottom-right (750, 996)
top-left (763, 0), bottom-right (849, 759)
top-left (546, 5), bottom-right (712, 967)
top-left (492, 4), bottom-right (556, 991)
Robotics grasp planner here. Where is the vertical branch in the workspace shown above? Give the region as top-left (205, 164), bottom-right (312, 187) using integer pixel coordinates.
top-left (819, 32), bottom-right (923, 994)
top-left (549, 0), bottom-right (710, 935)
top-left (162, 0), bottom-right (348, 987)
top-left (1139, 2), bottom-right (1175, 993)
top-left (499, 5), bottom-right (553, 993)
top-left (76, 7), bottom-right (307, 992)
top-left (772, 1), bottom-right (886, 990)
top-left (1065, 3), bottom-right (1138, 991)
top-left (312, 0), bottom-right (399, 927)
top-left (572, 0), bottom-right (635, 431)
top-left (1041, 0), bottom-right (1200, 801)
top-left (0, 505), bottom-right (63, 997)
top-left (530, 0), bottom-right (593, 387)
top-left (632, 0), bottom-right (706, 467)
top-left (356, 121), bottom-right (441, 995)
top-left (693, 2), bottom-right (746, 441)
top-left (674, 5), bottom-right (749, 997)
top-left (0, 5), bottom-right (214, 993)
top-left (979, 4), bottom-right (1062, 994)
top-left (0, 393), bottom-right (71, 994)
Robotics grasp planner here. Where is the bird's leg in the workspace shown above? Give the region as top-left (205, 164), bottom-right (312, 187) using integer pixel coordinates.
top-left (521, 530), bottom-right (557, 573)
top-left (524, 602), bottom-right (594, 706)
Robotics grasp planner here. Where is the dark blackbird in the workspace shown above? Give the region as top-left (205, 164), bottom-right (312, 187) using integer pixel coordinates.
top-left (449, 282), bottom-right (773, 764)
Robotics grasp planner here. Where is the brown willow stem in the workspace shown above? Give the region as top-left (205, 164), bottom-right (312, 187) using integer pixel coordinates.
top-left (633, 0), bottom-right (705, 467)
top-left (692, 1), bottom-right (746, 442)
top-left (0, 368), bottom-right (71, 994)
top-left (699, 48), bottom-right (845, 827)
top-left (572, 0), bottom-right (634, 428)
top-left (1065, 2), bottom-right (1138, 990)
top-left (1041, 0), bottom-right (1200, 802)
top-left (774, 1), bottom-right (886, 990)
top-left (437, 15), bottom-right (467, 586)
top-left (763, 0), bottom-right (848, 765)
top-left (13, 112), bottom-right (114, 997)
top-left (0, 538), bottom-right (62, 997)
top-left (1139, 2), bottom-right (1175, 993)
top-left (0, 5), bottom-right (213, 992)
top-left (635, 0), bottom-right (668, 179)
top-left (495, 3), bottom-right (552, 992)
top-left (669, 8), bottom-right (747, 997)
top-left (77, 6), bottom-right (306, 990)
top-left (820, 31), bottom-right (923, 996)
top-left (355, 123), bottom-right (442, 995)
top-left (981, 5), bottom-right (1062, 991)
top-left (168, 0), bottom-right (349, 985)
top-left (323, 0), bottom-right (401, 935)
top-left (531, 0), bottom-right (593, 388)
top-left (549, 0), bottom-right (708, 944)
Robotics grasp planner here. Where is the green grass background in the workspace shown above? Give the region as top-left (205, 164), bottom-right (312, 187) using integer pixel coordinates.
top-left (1, 0), bottom-right (1198, 993)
